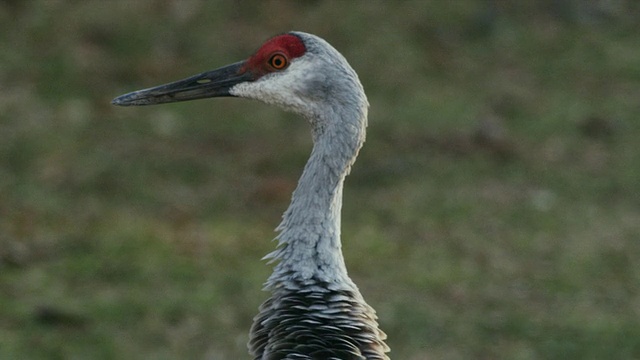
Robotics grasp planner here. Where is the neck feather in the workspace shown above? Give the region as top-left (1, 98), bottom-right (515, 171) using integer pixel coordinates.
top-left (264, 106), bottom-right (367, 290)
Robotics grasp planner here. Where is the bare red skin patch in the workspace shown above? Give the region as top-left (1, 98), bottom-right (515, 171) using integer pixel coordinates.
top-left (242, 34), bottom-right (306, 79)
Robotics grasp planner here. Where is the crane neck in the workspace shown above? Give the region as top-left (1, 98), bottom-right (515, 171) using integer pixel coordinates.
top-left (264, 103), bottom-right (367, 290)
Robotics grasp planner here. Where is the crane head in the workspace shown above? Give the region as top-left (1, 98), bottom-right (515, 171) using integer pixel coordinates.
top-left (112, 32), bottom-right (367, 120)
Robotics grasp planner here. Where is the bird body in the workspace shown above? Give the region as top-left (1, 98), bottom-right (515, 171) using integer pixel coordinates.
top-left (113, 32), bottom-right (389, 360)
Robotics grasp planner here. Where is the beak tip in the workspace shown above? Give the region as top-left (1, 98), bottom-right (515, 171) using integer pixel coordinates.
top-left (111, 95), bottom-right (127, 106)
top-left (112, 93), bottom-right (143, 106)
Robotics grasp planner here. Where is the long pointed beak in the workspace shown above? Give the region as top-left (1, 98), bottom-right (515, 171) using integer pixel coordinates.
top-left (112, 61), bottom-right (252, 106)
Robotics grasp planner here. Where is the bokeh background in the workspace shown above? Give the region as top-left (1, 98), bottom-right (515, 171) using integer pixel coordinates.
top-left (2, 1), bottom-right (640, 359)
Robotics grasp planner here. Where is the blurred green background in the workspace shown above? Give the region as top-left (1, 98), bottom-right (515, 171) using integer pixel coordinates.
top-left (1, 1), bottom-right (639, 359)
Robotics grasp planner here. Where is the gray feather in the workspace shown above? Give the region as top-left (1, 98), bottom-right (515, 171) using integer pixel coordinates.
top-left (249, 277), bottom-right (389, 360)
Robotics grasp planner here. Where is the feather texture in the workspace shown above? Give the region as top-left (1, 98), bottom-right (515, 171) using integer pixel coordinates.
top-left (249, 277), bottom-right (389, 360)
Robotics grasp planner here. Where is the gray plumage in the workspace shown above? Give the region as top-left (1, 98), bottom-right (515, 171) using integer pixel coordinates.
top-left (112, 31), bottom-right (389, 359)
top-left (249, 279), bottom-right (388, 359)
top-left (235, 33), bottom-right (389, 359)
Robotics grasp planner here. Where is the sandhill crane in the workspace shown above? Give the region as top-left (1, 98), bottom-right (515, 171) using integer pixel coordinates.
top-left (113, 31), bottom-right (389, 359)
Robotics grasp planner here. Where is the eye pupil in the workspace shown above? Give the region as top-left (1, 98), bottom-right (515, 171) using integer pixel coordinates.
top-left (270, 54), bottom-right (287, 70)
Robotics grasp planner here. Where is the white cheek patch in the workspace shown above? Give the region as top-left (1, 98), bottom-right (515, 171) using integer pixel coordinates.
top-left (229, 59), bottom-right (320, 116)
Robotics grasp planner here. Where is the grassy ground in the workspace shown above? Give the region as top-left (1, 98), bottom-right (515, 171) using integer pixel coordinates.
top-left (1, 1), bottom-right (640, 359)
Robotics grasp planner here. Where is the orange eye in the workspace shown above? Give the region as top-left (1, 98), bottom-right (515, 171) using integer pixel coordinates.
top-left (269, 53), bottom-right (288, 70)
